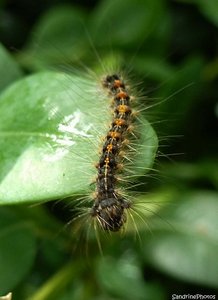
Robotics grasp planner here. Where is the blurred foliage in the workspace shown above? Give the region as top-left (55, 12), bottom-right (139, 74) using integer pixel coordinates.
top-left (0, 0), bottom-right (218, 299)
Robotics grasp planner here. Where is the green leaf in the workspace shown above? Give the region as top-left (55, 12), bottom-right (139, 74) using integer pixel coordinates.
top-left (0, 44), bottom-right (23, 92)
top-left (0, 71), bottom-right (158, 204)
top-left (90, 0), bottom-right (166, 47)
top-left (18, 5), bottom-right (87, 70)
top-left (133, 55), bottom-right (174, 82)
top-left (177, 0), bottom-right (218, 27)
top-left (153, 55), bottom-right (205, 133)
top-left (28, 263), bottom-right (81, 300)
top-left (158, 161), bottom-right (218, 190)
top-left (142, 191), bottom-right (218, 288)
top-left (192, 0), bottom-right (218, 27)
top-left (96, 255), bottom-right (164, 300)
top-left (0, 221), bottom-right (36, 294)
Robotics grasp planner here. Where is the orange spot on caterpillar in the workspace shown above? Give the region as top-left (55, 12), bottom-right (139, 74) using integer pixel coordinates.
top-left (116, 104), bottom-right (131, 114)
top-left (116, 91), bottom-right (128, 99)
top-left (108, 131), bottom-right (122, 139)
top-left (113, 118), bottom-right (127, 126)
top-left (104, 157), bottom-right (110, 165)
top-left (113, 79), bottom-right (124, 89)
top-left (106, 144), bottom-right (113, 152)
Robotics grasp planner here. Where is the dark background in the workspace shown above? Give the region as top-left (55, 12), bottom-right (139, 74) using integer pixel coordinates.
top-left (0, 0), bottom-right (218, 299)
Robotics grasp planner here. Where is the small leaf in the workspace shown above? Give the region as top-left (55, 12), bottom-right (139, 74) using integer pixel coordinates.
top-left (153, 55), bottom-right (205, 134)
top-left (142, 191), bottom-right (218, 288)
top-left (0, 44), bottom-right (23, 92)
top-left (195, 0), bottom-right (218, 27)
top-left (90, 0), bottom-right (166, 47)
top-left (19, 5), bottom-right (87, 70)
top-left (96, 255), bottom-right (164, 300)
top-left (176, 0), bottom-right (218, 27)
top-left (0, 223), bottom-right (36, 294)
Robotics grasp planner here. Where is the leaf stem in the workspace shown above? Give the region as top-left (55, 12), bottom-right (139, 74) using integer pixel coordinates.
top-left (27, 262), bottom-right (80, 300)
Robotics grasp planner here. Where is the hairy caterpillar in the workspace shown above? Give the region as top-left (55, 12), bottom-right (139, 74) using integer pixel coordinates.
top-left (71, 69), bottom-right (159, 234)
top-left (0, 24), bottom-right (159, 235)
top-left (91, 74), bottom-right (136, 231)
